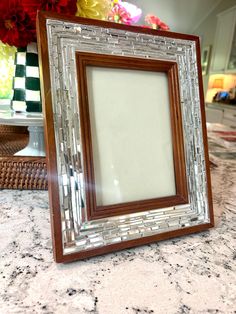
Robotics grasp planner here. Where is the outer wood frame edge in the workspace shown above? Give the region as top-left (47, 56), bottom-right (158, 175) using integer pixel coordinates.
top-left (37, 11), bottom-right (201, 42)
top-left (37, 12), bottom-right (63, 262)
top-left (37, 11), bottom-right (214, 263)
top-left (61, 223), bottom-right (213, 263)
top-left (195, 37), bottom-right (215, 226)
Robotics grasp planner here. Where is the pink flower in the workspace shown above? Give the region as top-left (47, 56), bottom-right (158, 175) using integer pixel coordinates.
top-left (108, 3), bottom-right (131, 24)
top-left (121, 2), bottom-right (142, 23)
top-left (109, 1), bottom-right (142, 25)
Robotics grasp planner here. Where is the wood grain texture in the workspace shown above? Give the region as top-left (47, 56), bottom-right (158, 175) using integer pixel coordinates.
top-left (37, 12), bottom-right (63, 262)
top-left (76, 52), bottom-right (188, 221)
top-left (57, 223), bottom-right (214, 263)
top-left (195, 37), bottom-right (214, 227)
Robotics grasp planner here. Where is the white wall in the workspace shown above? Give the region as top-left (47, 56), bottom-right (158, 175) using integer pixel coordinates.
top-left (193, 0), bottom-right (236, 93)
top-left (128, 0), bottom-right (219, 33)
top-left (127, 0), bottom-right (236, 95)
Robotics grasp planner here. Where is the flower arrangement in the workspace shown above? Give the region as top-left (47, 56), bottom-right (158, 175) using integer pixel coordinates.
top-left (0, 0), bottom-right (170, 48)
top-left (0, 0), bottom-right (170, 103)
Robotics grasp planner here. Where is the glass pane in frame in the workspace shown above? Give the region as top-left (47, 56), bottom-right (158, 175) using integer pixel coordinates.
top-left (76, 52), bottom-right (188, 220)
top-left (87, 66), bottom-right (176, 206)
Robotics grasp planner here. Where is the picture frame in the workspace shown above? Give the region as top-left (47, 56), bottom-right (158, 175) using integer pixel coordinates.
top-left (37, 11), bottom-right (214, 263)
top-left (201, 45), bottom-right (211, 76)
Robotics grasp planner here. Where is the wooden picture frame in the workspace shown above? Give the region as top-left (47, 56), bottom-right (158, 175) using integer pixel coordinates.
top-left (37, 11), bottom-right (214, 263)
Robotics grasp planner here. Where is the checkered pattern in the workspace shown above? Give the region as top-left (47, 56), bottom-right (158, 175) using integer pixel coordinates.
top-left (12, 42), bottom-right (42, 113)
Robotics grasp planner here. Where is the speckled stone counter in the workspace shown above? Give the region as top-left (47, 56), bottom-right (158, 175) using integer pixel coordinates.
top-left (0, 127), bottom-right (236, 314)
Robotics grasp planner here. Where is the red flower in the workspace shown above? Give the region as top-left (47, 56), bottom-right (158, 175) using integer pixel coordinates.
top-left (0, 0), bottom-right (36, 47)
top-left (21, 0), bottom-right (42, 23)
top-left (0, 0), bottom-right (77, 47)
top-left (40, 0), bottom-right (77, 15)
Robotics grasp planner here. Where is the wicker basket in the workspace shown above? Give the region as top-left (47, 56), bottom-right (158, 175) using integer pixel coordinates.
top-left (0, 157), bottom-right (47, 190)
top-left (0, 125), bottom-right (48, 190)
top-left (0, 125), bottom-right (28, 134)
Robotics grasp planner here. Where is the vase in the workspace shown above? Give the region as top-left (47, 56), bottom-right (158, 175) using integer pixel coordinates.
top-left (11, 42), bottom-right (42, 113)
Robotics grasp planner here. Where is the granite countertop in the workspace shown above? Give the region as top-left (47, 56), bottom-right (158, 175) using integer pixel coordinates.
top-left (0, 124), bottom-right (236, 314)
top-left (206, 102), bottom-right (236, 111)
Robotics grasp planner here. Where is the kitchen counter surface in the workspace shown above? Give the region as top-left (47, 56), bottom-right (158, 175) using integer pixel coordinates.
top-left (0, 124), bottom-right (235, 314)
top-left (206, 102), bottom-right (236, 111)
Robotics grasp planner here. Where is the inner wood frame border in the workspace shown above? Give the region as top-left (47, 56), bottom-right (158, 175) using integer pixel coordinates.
top-left (76, 52), bottom-right (188, 221)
